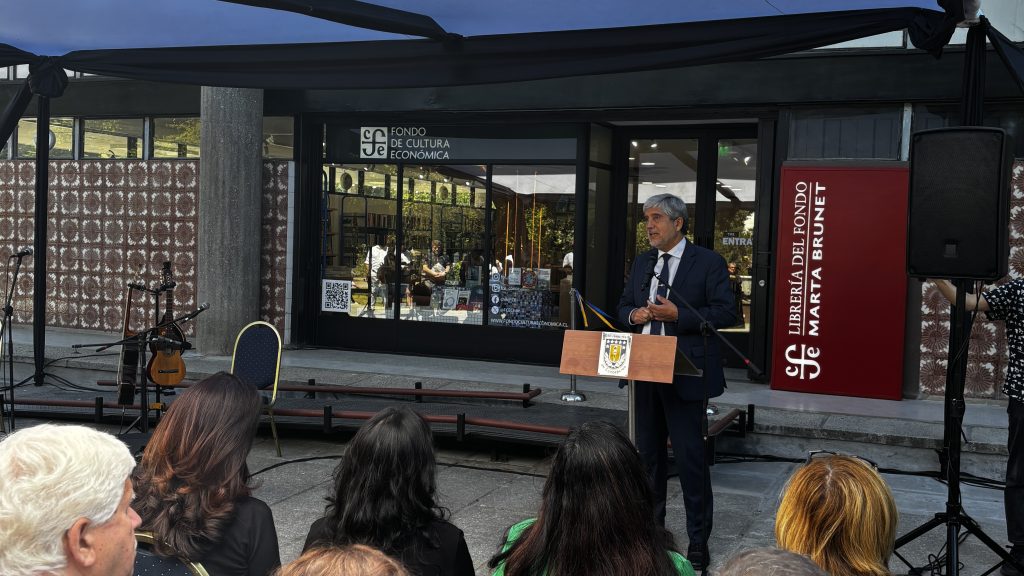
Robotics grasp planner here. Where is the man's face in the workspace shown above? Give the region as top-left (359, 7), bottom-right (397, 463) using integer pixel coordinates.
top-left (728, 263), bottom-right (737, 274)
top-left (432, 242), bottom-right (441, 254)
top-left (86, 479), bottom-right (141, 576)
top-left (644, 206), bottom-right (684, 251)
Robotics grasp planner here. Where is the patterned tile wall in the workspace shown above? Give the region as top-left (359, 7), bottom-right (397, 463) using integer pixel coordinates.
top-left (919, 160), bottom-right (1024, 399)
top-left (0, 160), bottom-right (289, 341)
top-left (261, 161), bottom-right (289, 333)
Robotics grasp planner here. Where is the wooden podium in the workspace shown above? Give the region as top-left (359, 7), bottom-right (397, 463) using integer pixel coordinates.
top-left (559, 330), bottom-right (700, 441)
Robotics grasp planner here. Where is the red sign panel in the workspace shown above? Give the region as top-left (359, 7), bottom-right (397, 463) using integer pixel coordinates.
top-left (770, 163), bottom-right (908, 400)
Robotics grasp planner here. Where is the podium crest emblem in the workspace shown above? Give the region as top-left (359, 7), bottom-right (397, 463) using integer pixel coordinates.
top-left (598, 332), bottom-right (633, 377)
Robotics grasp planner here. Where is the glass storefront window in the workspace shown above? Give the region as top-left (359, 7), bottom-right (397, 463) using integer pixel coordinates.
top-left (322, 164), bottom-right (399, 319)
top-left (263, 116), bottom-right (294, 159)
top-left (16, 117), bottom-right (73, 159)
top-left (489, 165), bottom-right (575, 330)
top-left (627, 139), bottom-right (699, 261)
top-left (83, 118), bottom-right (144, 159)
top-left (401, 165), bottom-right (487, 326)
top-left (152, 117), bottom-right (200, 158)
top-left (713, 138), bottom-right (757, 333)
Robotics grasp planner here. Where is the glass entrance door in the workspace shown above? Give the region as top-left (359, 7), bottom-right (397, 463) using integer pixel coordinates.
top-left (624, 127), bottom-right (759, 369)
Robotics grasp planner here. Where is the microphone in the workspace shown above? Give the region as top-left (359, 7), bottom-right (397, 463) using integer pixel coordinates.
top-left (179, 303), bottom-right (209, 322)
top-left (640, 253), bottom-right (657, 292)
top-left (152, 335), bottom-right (192, 350)
top-left (10, 248), bottom-right (32, 259)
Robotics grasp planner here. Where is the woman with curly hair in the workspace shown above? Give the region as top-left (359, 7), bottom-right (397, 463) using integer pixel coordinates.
top-left (775, 453), bottom-right (898, 576)
top-left (303, 406), bottom-right (473, 576)
top-left (488, 421), bottom-right (694, 576)
top-left (133, 371), bottom-right (280, 576)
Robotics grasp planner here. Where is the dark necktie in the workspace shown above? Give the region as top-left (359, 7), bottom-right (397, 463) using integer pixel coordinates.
top-left (649, 253), bottom-right (673, 335)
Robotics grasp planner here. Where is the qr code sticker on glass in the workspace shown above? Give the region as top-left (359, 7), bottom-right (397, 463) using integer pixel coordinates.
top-left (322, 279), bottom-right (351, 313)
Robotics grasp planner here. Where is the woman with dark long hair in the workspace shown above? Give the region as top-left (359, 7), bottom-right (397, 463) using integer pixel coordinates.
top-left (303, 406), bottom-right (474, 576)
top-left (133, 371), bottom-right (280, 576)
top-left (489, 421), bottom-right (694, 576)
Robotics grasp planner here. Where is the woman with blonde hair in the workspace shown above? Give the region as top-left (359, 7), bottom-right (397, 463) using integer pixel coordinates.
top-left (775, 452), bottom-right (898, 576)
top-left (275, 545), bottom-right (408, 576)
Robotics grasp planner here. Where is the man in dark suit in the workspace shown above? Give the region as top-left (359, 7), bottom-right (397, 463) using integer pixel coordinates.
top-left (617, 193), bottom-right (736, 570)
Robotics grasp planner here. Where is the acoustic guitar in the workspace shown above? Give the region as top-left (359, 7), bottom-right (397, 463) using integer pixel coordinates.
top-left (146, 262), bottom-right (186, 386)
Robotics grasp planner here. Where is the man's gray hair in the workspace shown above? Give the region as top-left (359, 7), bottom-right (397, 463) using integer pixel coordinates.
top-left (642, 193), bottom-right (689, 223)
top-left (0, 424), bottom-right (136, 576)
top-left (718, 547), bottom-right (828, 576)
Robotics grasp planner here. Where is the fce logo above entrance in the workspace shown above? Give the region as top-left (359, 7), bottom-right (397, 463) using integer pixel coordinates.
top-left (360, 127), bottom-right (388, 159)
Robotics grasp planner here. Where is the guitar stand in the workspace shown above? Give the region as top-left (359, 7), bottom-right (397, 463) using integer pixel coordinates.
top-left (72, 311), bottom-right (193, 437)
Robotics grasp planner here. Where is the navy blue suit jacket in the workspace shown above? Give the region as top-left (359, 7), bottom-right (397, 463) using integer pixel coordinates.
top-left (616, 243), bottom-right (736, 401)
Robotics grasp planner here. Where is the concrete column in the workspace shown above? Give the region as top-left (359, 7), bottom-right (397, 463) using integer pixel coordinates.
top-left (196, 86), bottom-right (263, 355)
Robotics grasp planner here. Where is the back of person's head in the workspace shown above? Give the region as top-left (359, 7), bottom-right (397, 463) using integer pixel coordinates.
top-left (0, 424), bottom-right (137, 576)
top-left (275, 545), bottom-right (409, 576)
top-left (775, 454), bottom-right (897, 576)
top-left (490, 420), bottom-right (676, 576)
top-left (719, 548), bottom-right (828, 576)
top-left (324, 407), bottom-right (442, 552)
top-left (134, 371), bottom-right (263, 558)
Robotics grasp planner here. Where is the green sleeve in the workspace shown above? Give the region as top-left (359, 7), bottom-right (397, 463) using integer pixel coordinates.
top-left (491, 519), bottom-right (536, 576)
top-left (669, 551), bottom-right (697, 576)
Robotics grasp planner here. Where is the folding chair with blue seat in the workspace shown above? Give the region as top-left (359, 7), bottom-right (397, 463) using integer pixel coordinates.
top-left (230, 320), bottom-right (283, 456)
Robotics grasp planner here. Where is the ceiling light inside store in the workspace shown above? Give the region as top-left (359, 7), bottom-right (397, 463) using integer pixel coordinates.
top-left (655, 184), bottom-right (667, 188)
top-left (628, 157), bottom-right (635, 161)
top-left (641, 162), bottom-right (655, 166)
top-left (743, 156), bottom-right (752, 166)
top-left (642, 181), bottom-right (653, 185)
top-left (650, 142), bottom-right (659, 149)
top-left (631, 141), bottom-right (638, 148)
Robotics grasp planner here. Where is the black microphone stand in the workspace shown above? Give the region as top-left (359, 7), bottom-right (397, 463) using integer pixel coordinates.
top-left (71, 306), bottom-right (200, 435)
top-left (652, 269), bottom-right (763, 569)
top-left (0, 252), bottom-right (29, 432)
top-left (653, 270), bottom-right (764, 380)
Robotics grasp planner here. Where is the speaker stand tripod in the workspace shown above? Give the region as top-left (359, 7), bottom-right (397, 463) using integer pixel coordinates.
top-left (894, 279), bottom-right (1023, 575)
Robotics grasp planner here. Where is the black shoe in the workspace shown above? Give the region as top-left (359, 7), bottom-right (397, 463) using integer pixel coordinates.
top-left (1002, 546), bottom-right (1024, 576)
top-left (687, 543), bottom-right (709, 571)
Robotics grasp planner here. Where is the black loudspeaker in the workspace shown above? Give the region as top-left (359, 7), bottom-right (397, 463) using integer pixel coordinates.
top-left (907, 127), bottom-right (1013, 280)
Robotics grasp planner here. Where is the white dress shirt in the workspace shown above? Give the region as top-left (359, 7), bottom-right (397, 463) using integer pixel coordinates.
top-left (641, 238), bottom-right (687, 335)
